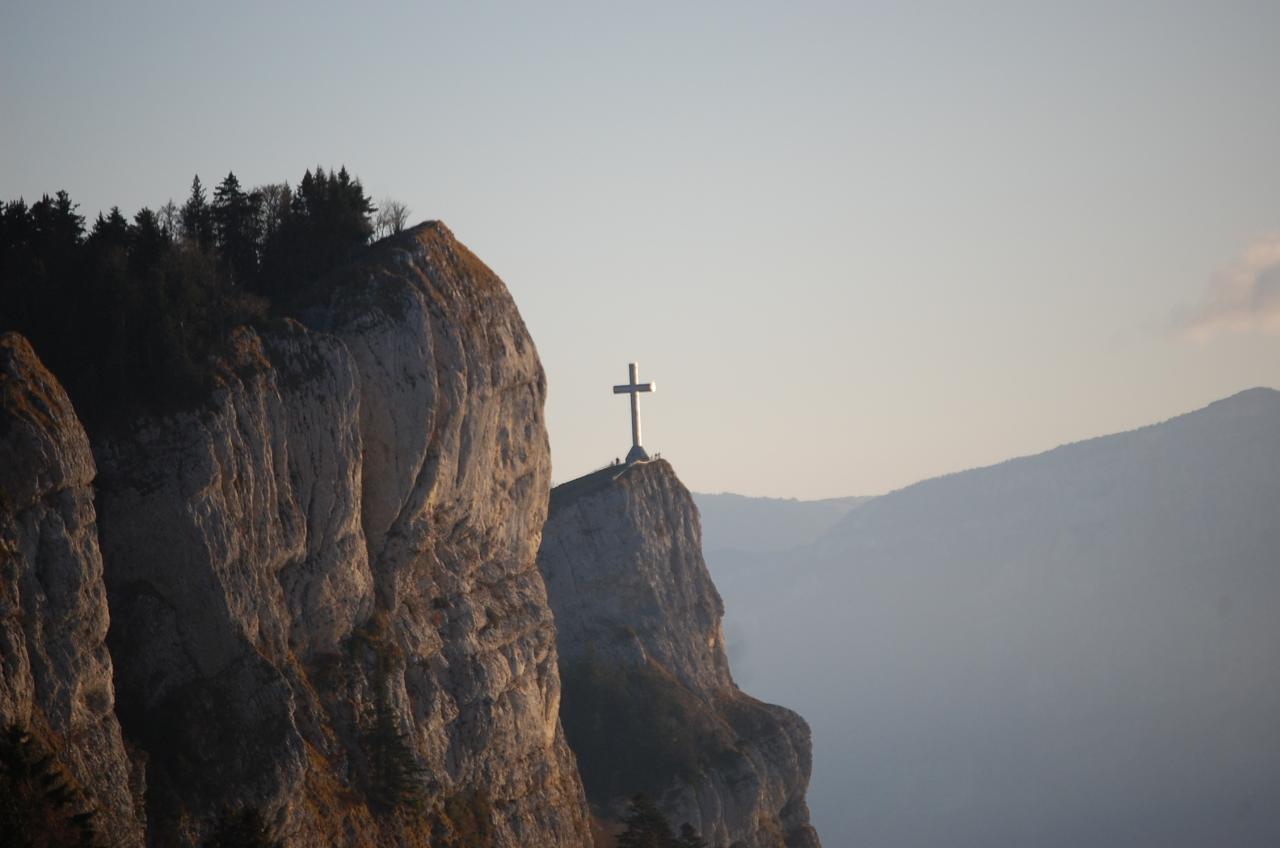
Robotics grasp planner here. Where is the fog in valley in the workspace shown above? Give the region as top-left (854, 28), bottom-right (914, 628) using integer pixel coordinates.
top-left (699, 388), bottom-right (1280, 847)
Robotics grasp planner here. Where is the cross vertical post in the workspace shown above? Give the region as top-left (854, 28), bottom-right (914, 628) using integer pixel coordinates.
top-left (613, 362), bottom-right (656, 464)
top-left (628, 362), bottom-right (641, 448)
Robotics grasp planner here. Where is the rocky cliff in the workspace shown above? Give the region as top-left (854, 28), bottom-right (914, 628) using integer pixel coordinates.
top-left (538, 460), bottom-right (821, 848)
top-left (2, 223), bottom-right (592, 847)
top-left (0, 333), bottom-right (143, 846)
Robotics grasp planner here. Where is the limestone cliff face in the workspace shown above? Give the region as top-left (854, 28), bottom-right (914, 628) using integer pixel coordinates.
top-left (90, 223), bottom-right (590, 846)
top-left (0, 333), bottom-right (143, 846)
top-left (539, 460), bottom-right (821, 848)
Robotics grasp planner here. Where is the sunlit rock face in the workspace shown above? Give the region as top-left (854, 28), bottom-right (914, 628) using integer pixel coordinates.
top-left (92, 223), bottom-right (591, 847)
top-left (0, 332), bottom-right (144, 846)
top-left (539, 459), bottom-right (822, 848)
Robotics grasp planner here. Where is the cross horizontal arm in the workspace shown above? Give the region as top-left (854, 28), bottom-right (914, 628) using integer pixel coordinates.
top-left (613, 382), bottom-right (656, 394)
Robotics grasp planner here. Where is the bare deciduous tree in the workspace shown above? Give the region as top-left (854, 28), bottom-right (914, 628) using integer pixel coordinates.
top-left (158, 199), bottom-right (181, 238)
top-left (374, 198), bottom-right (411, 239)
top-left (254, 182), bottom-right (293, 244)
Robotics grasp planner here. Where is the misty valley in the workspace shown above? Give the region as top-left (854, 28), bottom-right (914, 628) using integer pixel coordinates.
top-left (701, 389), bottom-right (1280, 847)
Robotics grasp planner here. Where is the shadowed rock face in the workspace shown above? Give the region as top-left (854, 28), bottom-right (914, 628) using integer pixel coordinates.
top-left (87, 223), bottom-right (591, 846)
top-left (0, 332), bottom-right (143, 846)
top-left (539, 460), bottom-right (822, 848)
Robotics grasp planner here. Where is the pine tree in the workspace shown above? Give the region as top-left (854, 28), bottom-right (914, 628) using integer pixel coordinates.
top-left (676, 822), bottom-right (709, 848)
top-left (0, 725), bottom-right (101, 847)
top-left (212, 171), bottom-right (260, 285)
top-left (9, 191), bottom-right (84, 361)
top-left (363, 666), bottom-right (427, 811)
top-left (617, 794), bottom-right (677, 848)
top-left (130, 206), bottom-right (170, 275)
top-left (180, 175), bottom-right (214, 250)
top-left (256, 165), bottom-right (375, 298)
top-left (202, 807), bottom-right (282, 848)
top-left (87, 206), bottom-right (131, 255)
top-left (1, 199), bottom-right (38, 330)
top-left (28, 190), bottom-right (85, 274)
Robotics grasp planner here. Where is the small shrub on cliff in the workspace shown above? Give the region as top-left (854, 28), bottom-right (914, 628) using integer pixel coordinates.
top-left (0, 724), bottom-right (101, 848)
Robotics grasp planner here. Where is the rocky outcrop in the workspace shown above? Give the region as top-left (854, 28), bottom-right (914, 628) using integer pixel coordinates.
top-left (0, 332), bottom-right (143, 846)
top-left (2, 220), bottom-right (822, 848)
top-left (539, 460), bottom-right (821, 848)
top-left (91, 223), bottom-right (591, 846)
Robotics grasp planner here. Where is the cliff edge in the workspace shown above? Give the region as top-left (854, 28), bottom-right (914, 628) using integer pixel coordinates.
top-left (0, 333), bottom-right (144, 845)
top-left (61, 222), bottom-right (589, 846)
top-left (539, 460), bottom-right (822, 848)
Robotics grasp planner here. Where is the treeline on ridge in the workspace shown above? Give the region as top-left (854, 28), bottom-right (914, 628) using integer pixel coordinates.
top-left (0, 167), bottom-right (411, 428)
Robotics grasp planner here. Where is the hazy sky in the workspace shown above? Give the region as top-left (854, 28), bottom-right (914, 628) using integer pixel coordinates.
top-left (4, 1), bottom-right (1278, 498)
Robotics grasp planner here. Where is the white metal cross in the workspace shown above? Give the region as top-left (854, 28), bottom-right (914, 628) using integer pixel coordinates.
top-left (613, 362), bottom-right (656, 463)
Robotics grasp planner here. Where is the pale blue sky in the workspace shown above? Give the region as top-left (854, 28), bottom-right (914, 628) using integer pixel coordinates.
top-left (4, 1), bottom-right (1278, 497)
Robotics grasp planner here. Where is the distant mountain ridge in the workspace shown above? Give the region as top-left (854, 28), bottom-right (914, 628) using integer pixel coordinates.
top-left (693, 492), bottom-right (871, 554)
top-left (815, 385), bottom-right (1280, 565)
top-left (707, 386), bottom-right (1280, 848)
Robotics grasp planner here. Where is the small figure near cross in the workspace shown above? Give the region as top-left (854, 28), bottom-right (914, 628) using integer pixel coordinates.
top-left (613, 362), bottom-right (655, 464)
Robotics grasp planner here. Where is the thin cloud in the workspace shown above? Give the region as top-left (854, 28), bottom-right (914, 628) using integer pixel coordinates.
top-left (1179, 233), bottom-right (1280, 341)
